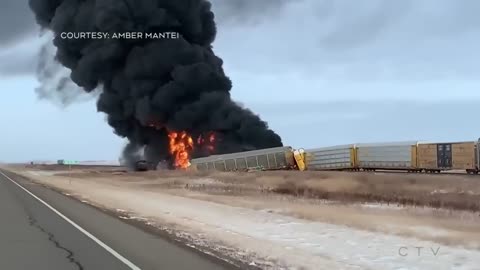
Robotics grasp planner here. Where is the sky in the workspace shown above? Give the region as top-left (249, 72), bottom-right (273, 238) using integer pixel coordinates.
top-left (0, 0), bottom-right (479, 162)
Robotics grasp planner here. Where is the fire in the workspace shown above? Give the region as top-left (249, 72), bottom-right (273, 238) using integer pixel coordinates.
top-left (168, 131), bottom-right (194, 169)
top-left (147, 121), bottom-right (217, 169)
top-left (197, 132), bottom-right (216, 153)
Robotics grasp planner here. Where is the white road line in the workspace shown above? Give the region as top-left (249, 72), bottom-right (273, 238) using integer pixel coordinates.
top-left (0, 170), bottom-right (141, 270)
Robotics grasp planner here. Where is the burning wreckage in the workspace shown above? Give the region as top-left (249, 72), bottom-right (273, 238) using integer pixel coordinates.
top-left (134, 126), bottom-right (217, 171)
top-left (29, 0), bottom-right (284, 171)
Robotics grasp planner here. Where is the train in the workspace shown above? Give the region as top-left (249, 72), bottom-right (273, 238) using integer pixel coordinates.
top-left (190, 138), bottom-right (480, 174)
top-left (190, 146), bottom-right (307, 172)
top-left (306, 139), bottom-right (479, 174)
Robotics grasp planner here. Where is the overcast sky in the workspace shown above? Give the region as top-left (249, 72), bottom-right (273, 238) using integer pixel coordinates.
top-left (0, 0), bottom-right (479, 162)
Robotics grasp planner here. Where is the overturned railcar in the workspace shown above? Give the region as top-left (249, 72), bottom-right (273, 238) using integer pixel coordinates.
top-left (190, 146), bottom-right (297, 172)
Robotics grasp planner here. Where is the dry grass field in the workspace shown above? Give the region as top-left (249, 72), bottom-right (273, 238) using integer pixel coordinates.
top-left (47, 167), bottom-right (480, 212)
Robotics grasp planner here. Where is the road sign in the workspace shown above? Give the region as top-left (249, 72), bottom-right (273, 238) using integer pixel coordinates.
top-left (63, 160), bottom-right (78, 165)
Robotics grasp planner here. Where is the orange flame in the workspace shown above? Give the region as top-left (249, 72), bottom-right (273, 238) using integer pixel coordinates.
top-left (168, 131), bottom-right (194, 169)
top-left (148, 121), bottom-right (217, 169)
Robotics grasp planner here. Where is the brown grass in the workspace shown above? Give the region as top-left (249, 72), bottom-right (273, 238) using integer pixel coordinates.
top-left (10, 164), bottom-right (480, 212)
top-left (162, 170), bottom-right (480, 212)
top-left (247, 171), bottom-right (480, 212)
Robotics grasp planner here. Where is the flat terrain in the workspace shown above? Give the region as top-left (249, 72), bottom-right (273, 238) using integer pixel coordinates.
top-left (0, 169), bottom-right (241, 270)
top-left (4, 165), bottom-right (480, 269)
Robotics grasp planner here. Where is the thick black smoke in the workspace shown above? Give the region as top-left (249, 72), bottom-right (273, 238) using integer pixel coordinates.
top-left (29, 0), bottom-right (283, 167)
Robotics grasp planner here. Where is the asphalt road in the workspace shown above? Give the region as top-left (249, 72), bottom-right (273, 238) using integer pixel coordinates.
top-left (0, 169), bottom-right (239, 270)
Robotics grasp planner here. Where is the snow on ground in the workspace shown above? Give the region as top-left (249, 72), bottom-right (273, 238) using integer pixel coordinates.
top-left (10, 170), bottom-right (480, 270)
top-left (27, 170), bottom-right (67, 176)
top-left (114, 192), bottom-right (480, 270)
top-left (358, 203), bottom-right (406, 210)
top-left (45, 185), bottom-right (480, 269)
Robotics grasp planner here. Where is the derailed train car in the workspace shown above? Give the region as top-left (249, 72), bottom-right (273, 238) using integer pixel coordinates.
top-left (304, 139), bottom-right (480, 174)
top-left (190, 146), bottom-right (306, 172)
top-left (189, 139), bottom-right (479, 174)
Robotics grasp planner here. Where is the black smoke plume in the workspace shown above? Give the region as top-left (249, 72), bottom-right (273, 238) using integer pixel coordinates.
top-left (35, 36), bottom-right (99, 107)
top-left (29, 0), bottom-right (283, 167)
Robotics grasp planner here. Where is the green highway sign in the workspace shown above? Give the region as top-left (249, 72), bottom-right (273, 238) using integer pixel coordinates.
top-left (63, 160), bottom-right (79, 165)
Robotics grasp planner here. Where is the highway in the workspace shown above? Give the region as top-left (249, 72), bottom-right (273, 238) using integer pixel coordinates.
top-left (0, 170), bottom-right (240, 270)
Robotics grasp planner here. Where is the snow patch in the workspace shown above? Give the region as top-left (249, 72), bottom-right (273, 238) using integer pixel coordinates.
top-left (27, 170), bottom-right (69, 176)
top-left (359, 203), bottom-right (405, 210)
top-left (409, 226), bottom-right (452, 237)
top-left (117, 193), bottom-right (480, 270)
top-left (192, 178), bottom-right (219, 185)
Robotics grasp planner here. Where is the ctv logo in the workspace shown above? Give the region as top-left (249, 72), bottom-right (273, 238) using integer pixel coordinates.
top-left (398, 246), bottom-right (441, 256)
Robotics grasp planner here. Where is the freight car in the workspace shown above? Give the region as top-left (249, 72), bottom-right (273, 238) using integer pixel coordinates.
top-left (304, 141), bottom-right (419, 172)
top-left (190, 146), bottom-right (306, 172)
top-left (476, 138), bottom-right (480, 174)
top-left (304, 139), bottom-right (480, 174)
top-left (417, 141), bottom-right (479, 174)
top-left (356, 141), bottom-right (419, 172)
top-left (304, 144), bottom-right (356, 171)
